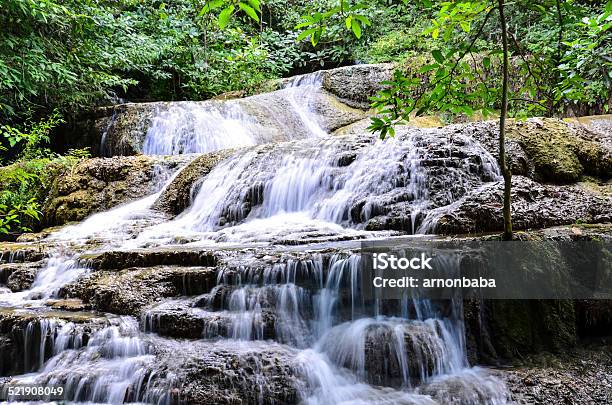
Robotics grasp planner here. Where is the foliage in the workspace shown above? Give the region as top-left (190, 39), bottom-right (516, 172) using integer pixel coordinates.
top-left (367, 1), bottom-right (501, 136)
top-left (363, 0), bottom-right (612, 136)
top-left (0, 0), bottom-right (302, 121)
top-left (557, 2), bottom-right (612, 111)
top-left (0, 159), bottom-right (50, 234)
top-left (0, 114), bottom-right (88, 235)
top-left (201, 0), bottom-right (263, 29)
top-left (294, 0), bottom-right (372, 45)
top-left (1, 111), bottom-right (63, 161)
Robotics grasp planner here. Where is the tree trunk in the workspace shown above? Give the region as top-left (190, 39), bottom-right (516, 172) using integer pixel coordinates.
top-left (498, 0), bottom-right (513, 241)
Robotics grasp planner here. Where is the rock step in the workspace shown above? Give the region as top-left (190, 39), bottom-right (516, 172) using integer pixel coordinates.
top-left (0, 308), bottom-right (110, 376)
top-left (142, 302), bottom-right (276, 340)
top-left (60, 266), bottom-right (217, 316)
top-left (0, 261), bottom-right (44, 292)
top-left (78, 249), bottom-right (218, 270)
top-left (0, 244), bottom-right (46, 264)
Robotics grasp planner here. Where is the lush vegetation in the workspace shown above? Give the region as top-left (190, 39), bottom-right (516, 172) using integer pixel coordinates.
top-left (0, 0), bottom-right (610, 235)
top-left (0, 113), bottom-right (89, 235)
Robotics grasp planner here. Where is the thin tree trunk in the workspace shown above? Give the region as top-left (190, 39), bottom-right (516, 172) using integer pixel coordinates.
top-left (552, 0), bottom-right (564, 115)
top-left (498, 0), bottom-right (513, 240)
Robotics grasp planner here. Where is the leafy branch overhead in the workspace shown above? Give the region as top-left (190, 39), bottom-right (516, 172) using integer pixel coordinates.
top-left (201, 0), bottom-right (262, 29)
top-left (295, 0), bottom-right (373, 46)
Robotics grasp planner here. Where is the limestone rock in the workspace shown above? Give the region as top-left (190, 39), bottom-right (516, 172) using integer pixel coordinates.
top-left (153, 151), bottom-right (233, 215)
top-left (43, 154), bottom-right (191, 226)
top-left (433, 176), bottom-right (611, 234)
top-left (60, 266), bottom-right (217, 316)
top-left (321, 63), bottom-right (395, 109)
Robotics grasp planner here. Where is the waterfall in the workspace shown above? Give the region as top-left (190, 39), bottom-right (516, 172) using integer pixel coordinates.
top-left (129, 126), bottom-right (500, 247)
top-left (283, 71), bottom-right (328, 138)
top-left (142, 102), bottom-right (258, 155)
top-left (1, 69), bottom-right (510, 404)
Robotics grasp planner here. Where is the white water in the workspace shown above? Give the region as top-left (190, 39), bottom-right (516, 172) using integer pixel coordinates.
top-left (134, 71), bottom-right (328, 156)
top-left (0, 73), bottom-right (510, 404)
top-left (142, 102), bottom-right (258, 155)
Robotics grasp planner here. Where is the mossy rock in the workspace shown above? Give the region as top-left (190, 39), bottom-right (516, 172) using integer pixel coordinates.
top-left (43, 155), bottom-right (191, 226)
top-left (477, 300), bottom-right (576, 362)
top-left (508, 118), bottom-right (611, 183)
top-left (152, 150), bottom-right (234, 216)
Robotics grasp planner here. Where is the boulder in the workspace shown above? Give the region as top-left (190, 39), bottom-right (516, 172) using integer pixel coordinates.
top-left (1, 261), bottom-right (43, 291)
top-left (43, 154), bottom-right (191, 226)
top-left (153, 151), bottom-right (233, 215)
top-left (321, 63), bottom-right (395, 109)
top-left (60, 266), bottom-right (217, 316)
top-left (155, 340), bottom-right (300, 404)
top-left (432, 176), bottom-right (611, 234)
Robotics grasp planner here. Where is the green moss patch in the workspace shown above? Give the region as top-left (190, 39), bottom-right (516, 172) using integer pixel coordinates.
top-left (508, 119), bottom-right (611, 183)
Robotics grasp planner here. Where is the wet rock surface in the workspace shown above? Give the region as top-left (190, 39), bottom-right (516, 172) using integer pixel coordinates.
top-left (0, 308), bottom-right (108, 375)
top-left (154, 340), bottom-right (301, 404)
top-left (0, 243), bottom-right (46, 264)
top-left (78, 248), bottom-right (217, 270)
top-left (499, 342), bottom-right (612, 404)
top-left (43, 154), bottom-right (191, 226)
top-left (61, 266), bottom-right (217, 316)
top-left (0, 261), bottom-right (43, 291)
top-left (153, 150), bottom-right (233, 215)
top-left (433, 176), bottom-right (611, 234)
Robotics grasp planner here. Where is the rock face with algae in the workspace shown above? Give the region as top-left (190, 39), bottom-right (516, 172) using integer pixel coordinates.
top-left (43, 154), bottom-right (192, 226)
top-left (507, 118), bottom-right (611, 182)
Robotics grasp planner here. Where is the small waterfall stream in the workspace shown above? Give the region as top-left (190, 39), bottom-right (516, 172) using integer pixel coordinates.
top-left (0, 71), bottom-right (510, 404)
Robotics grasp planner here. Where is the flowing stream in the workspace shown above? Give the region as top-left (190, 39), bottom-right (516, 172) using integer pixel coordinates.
top-left (0, 72), bottom-right (509, 404)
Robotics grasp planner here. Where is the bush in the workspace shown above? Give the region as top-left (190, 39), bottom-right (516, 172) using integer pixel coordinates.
top-left (0, 113), bottom-right (89, 235)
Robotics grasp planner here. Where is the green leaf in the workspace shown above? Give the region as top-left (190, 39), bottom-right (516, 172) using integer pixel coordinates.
top-left (345, 16), bottom-right (352, 30)
top-left (295, 19), bottom-right (314, 29)
top-left (297, 28), bottom-right (317, 42)
top-left (238, 2), bottom-right (259, 22)
top-left (247, 0), bottom-right (261, 12)
top-left (353, 15), bottom-right (371, 26)
top-left (218, 5), bottom-right (235, 29)
top-left (312, 27), bottom-right (324, 46)
top-left (418, 64), bottom-right (438, 74)
top-left (483, 57), bottom-right (491, 69)
top-left (200, 0), bottom-right (224, 15)
top-left (351, 19), bottom-right (362, 38)
top-left (432, 49), bottom-right (445, 64)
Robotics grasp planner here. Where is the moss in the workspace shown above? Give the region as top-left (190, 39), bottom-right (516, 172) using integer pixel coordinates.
top-left (507, 118), bottom-right (611, 183)
top-left (487, 300), bottom-right (576, 360)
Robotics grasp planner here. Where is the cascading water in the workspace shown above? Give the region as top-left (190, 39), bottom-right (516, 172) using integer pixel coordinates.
top-left (0, 70), bottom-right (510, 404)
top-left (101, 71), bottom-right (330, 156)
top-left (142, 102), bottom-right (259, 155)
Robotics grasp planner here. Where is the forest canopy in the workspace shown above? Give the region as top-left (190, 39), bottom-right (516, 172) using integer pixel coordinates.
top-left (1, 0), bottom-right (609, 123)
